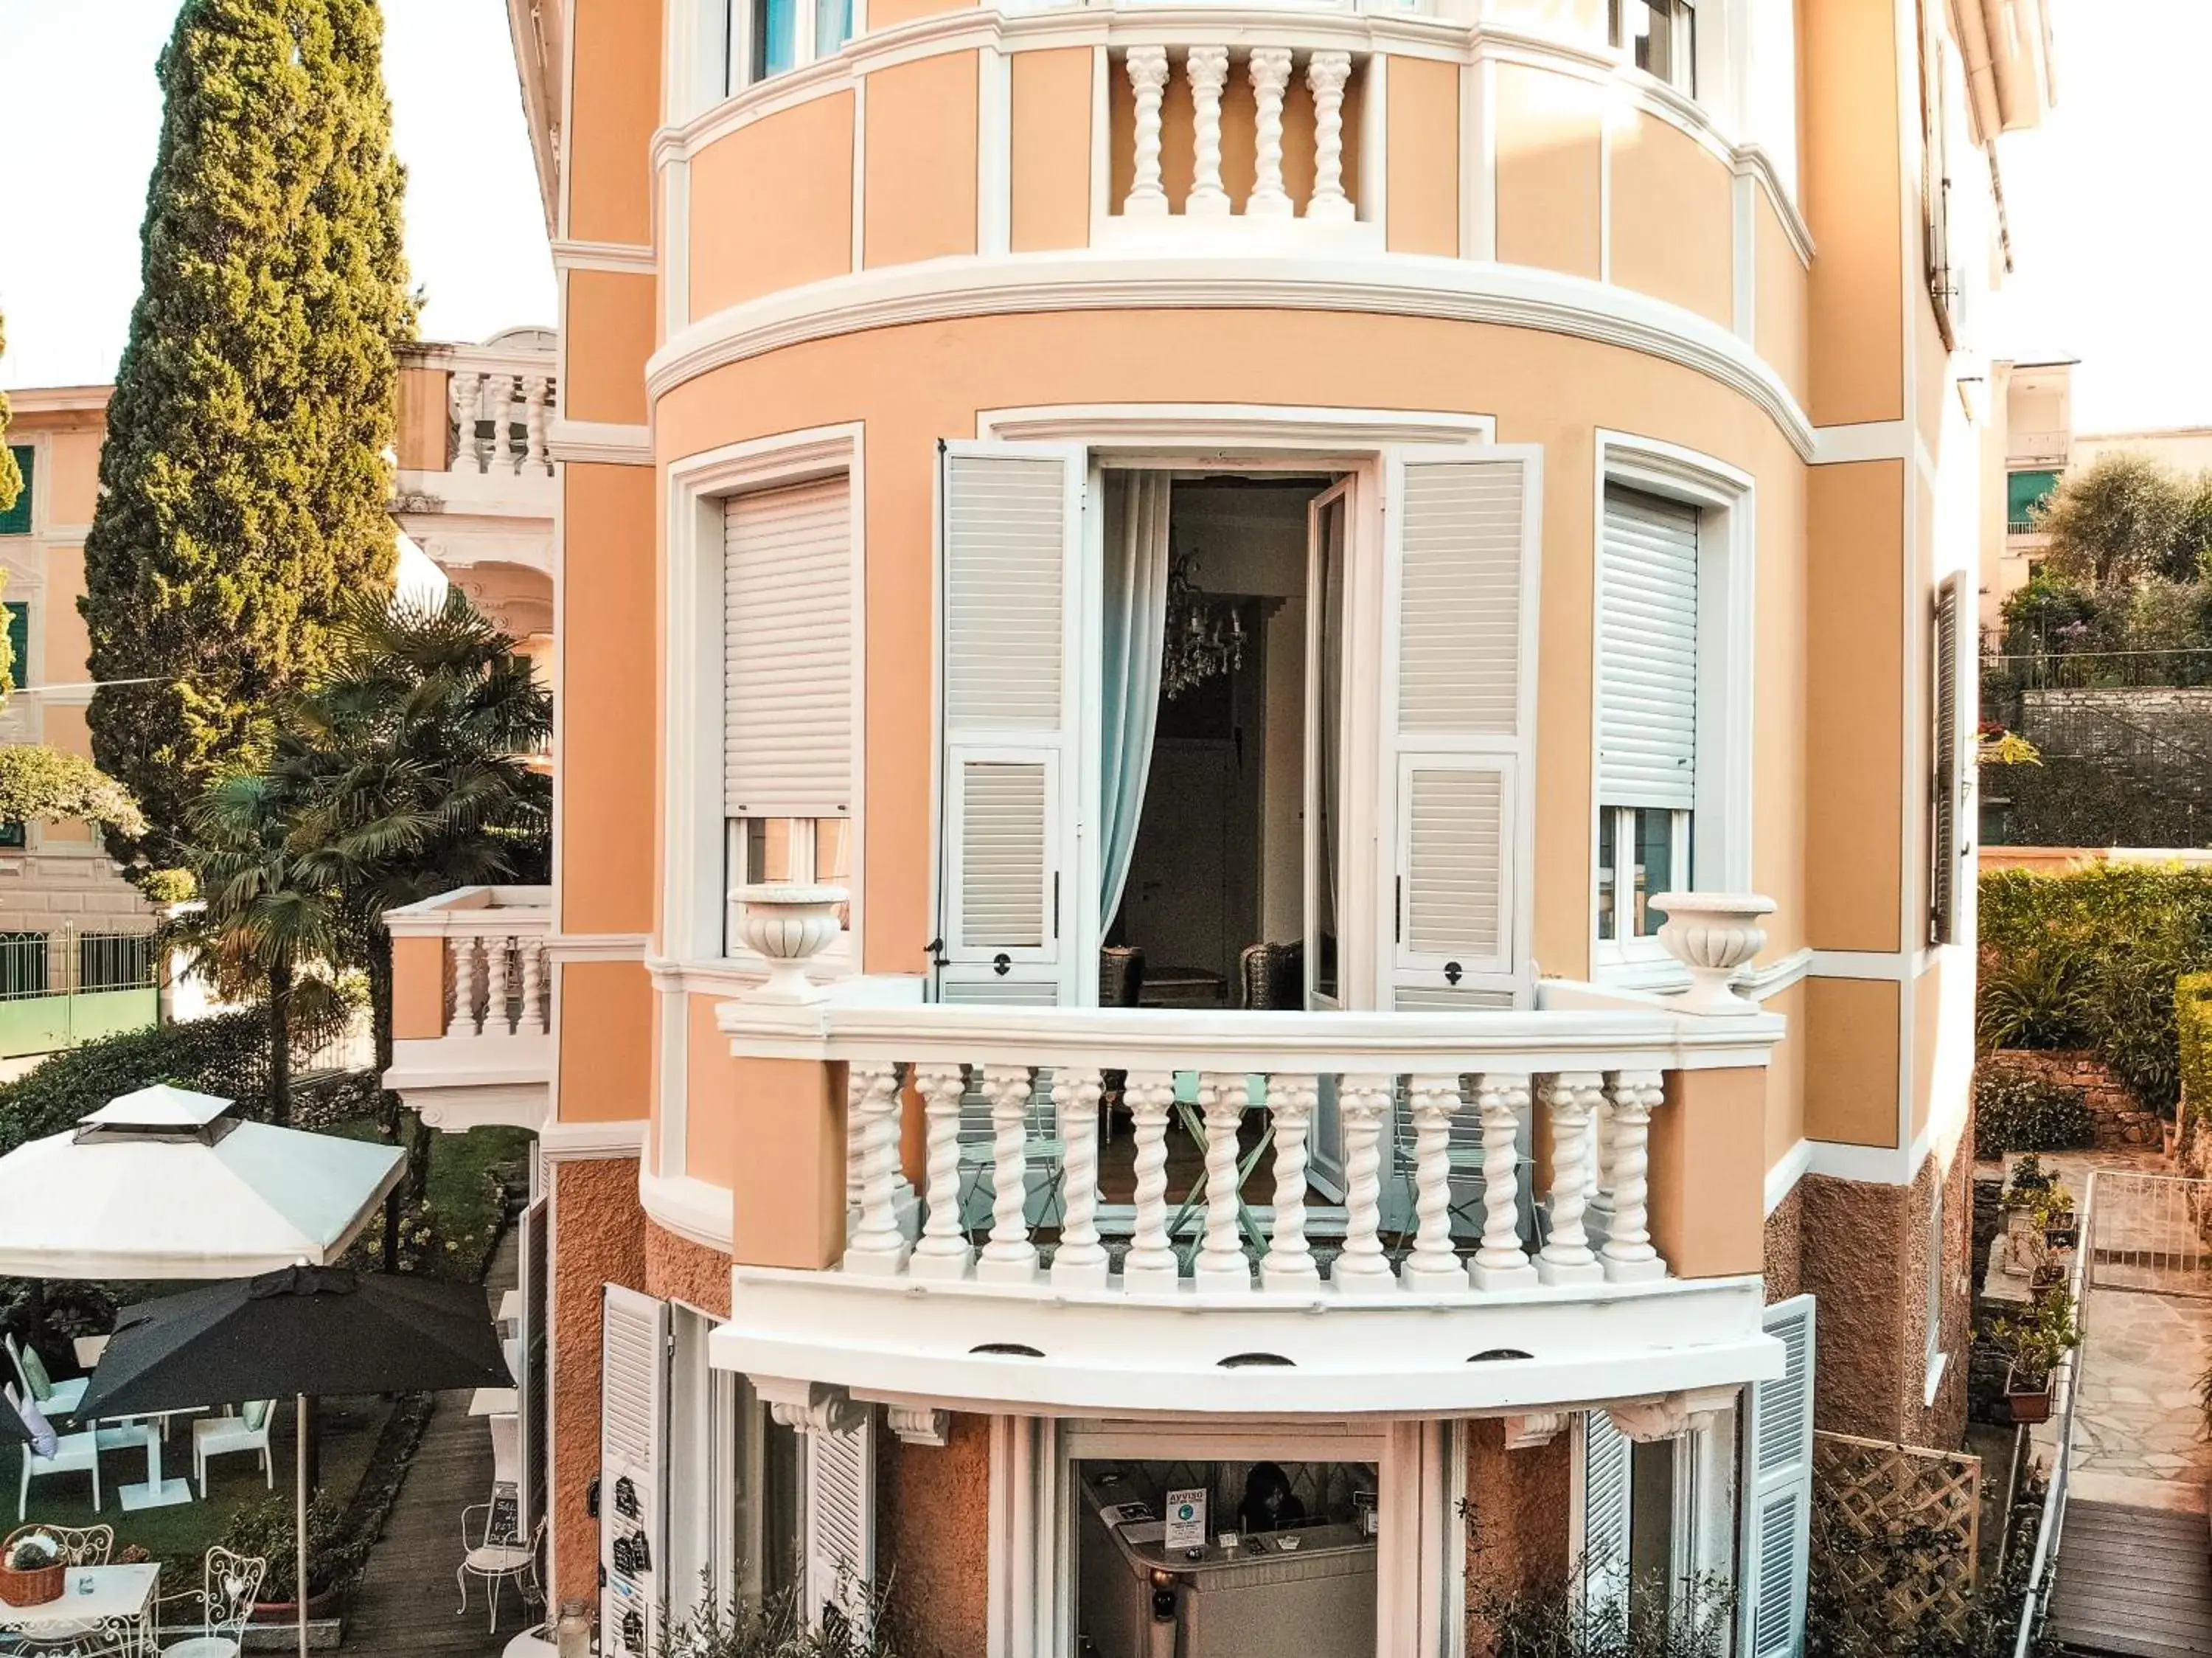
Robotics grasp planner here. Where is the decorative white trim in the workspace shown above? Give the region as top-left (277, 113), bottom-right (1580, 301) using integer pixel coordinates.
top-left (641, 1167), bottom-right (737, 1252)
top-left (541, 1117), bottom-right (649, 1161)
top-left (547, 931), bottom-right (653, 962)
top-left (886, 1404), bottom-right (951, 1446)
top-left (1730, 145), bottom-right (1811, 266)
top-left (1764, 1137), bottom-right (1812, 1215)
top-left (975, 402), bottom-right (1496, 451)
top-left (406, 1081), bottom-right (553, 1136)
top-left (1807, 948), bottom-right (1916, 983)
top-left (1812, 418), bottom-right (1913, 465)
top-left (649, 252), bottom-right (1816, 459)
top-left (1743, 946), bottom-right (1812, 999)
top-left (549, 420), bottom-right (654, 465)
top-left (1501, 1411), bottom-right (1569, 1450)
top-left (551, 237), bottom-right (660, 274)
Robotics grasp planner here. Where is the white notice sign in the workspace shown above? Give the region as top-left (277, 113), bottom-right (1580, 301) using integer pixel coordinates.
top-left (1164, 1488), bottom-right (1208, 1550)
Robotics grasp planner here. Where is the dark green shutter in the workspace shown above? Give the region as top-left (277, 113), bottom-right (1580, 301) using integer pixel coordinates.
top-left (2007, 470), bottom-right (2060, 529)
top-left (5, 602), bottom-right (28, 693)
top-left (0, 446), bottom-right (30, 536)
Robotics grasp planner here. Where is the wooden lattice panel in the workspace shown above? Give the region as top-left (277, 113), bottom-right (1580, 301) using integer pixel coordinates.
top-left (1812, 1431), bottom-right (1981, 1636)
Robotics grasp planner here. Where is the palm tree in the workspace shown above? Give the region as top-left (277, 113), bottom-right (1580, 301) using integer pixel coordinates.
top-left (186, 774), bottom-right (347, 1126)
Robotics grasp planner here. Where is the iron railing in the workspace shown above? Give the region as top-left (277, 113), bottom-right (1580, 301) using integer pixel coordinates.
top-left (2011, 1168), bottom-right (2098, 1657)
top-left (1984, 647), bottom-right (2212, 696)
top-left (0, 926), bottom-right (157, 1002)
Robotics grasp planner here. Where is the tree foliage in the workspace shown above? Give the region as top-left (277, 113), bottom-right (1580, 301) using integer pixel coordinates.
top-left (2034, 451), bottom-right (2212, 591)
top-left (0, 746), bottom-right (147, 834)
top-left (82, 0), bottom-right (414, 875)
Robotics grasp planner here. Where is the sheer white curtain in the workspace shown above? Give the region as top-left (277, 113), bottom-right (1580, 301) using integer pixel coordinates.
top-left (1099, 471), bottom-right (1172, 930)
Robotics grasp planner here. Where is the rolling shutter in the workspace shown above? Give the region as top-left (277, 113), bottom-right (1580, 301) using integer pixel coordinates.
top-left (936, 443), bottom-right (1084, 1006)
top-left (601, 1287), bottom-right (670, 1658)
top-left (1930, 577), bottom-right (1964, 945)
top-left (1598, 485), bottom-right (1700, 811)
top-left (1741, 1294), bottom-right (1815, 1658)
top-left (1580, 1407), bottom-right (1632, 1619)
top-left (1385, 448), bottom-right (1541, 1007)
top-left (723, 476), bottom-right (853, 819)
top-left (804, 1407), bottom-right (877, 1630)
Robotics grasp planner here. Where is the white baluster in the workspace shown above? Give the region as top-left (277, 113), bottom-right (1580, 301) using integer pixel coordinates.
top-left (1262, 1073), bottom-right (1321, 1290)
top-left (1124, 47), bottom-right (1172, 218)
top-left (442, 935), bottom-right (471, 1037)
top-left (518, 938), bottom-right (545, 1035)
top-left (1194, 1072), bottom-right (1251, 1293)
top-left (1122, 1070), bottom-right (1179, 1292)
top-left (1538, 1073), bottom-right (1607, 1286)
top-left (1401, 1074), bottom-right (1464, 1291)
top-left (975, 1066), bottom-right (1040, 1284)
top-left (524, 375), bottom-right (550, 474)
top-left (1470, 1073), bottom-right (1538, 1290)
top-left (535, 942), bottom-right (552, 1031)
top-left (1601, 1071), bottom-right (1667, 1283)
top-left (1334, 1075), bottom-right (1395, 1295)
top-left (1186, 46), bottom-right (1231, 218)
top-left (1305, 51), bottom-right (1354, 223)
top-left (1051, 1069), bottom-right (1109, 1289)
top-left (484, 372), bottom-right (514, 474)
top-left (1246, 49), bottom-right (1295, 218)
top-left (844, 1063), bottom-right (909, 1274)
top-left (484, 934), bottom-right (511, 1036)
top-left (908, 1064), bottom-right (973, 1280)
top-left (448, 370), bottom-right (479, 473)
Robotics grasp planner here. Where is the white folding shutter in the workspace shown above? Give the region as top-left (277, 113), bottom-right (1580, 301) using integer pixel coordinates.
top-left (936, 443), bottom-right (1084, 1006)
top-left (600, 1287), bottom-right (670, 1658)
top-left (1930, 577), bottom-right (1964, 946)
top-left (804, 1407), bottom-right (877, 1629)
top-left (1579, 1408), bottom-right (1632, 1619)
top-left (1740, 1294), bottom-right (1815, 1657)
top-left (724, 476), bottom-right (853, 818)
top-left (1598, 485), bottom-right (1700, 811)
top-left (1385, 448), bottom-right (1541, 1007)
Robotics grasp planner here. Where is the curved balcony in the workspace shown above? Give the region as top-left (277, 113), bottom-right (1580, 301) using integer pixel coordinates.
top-left (704, 902), bottom-right (1787, 1418)
top-left (384, 886), bottom-right (554, 1134)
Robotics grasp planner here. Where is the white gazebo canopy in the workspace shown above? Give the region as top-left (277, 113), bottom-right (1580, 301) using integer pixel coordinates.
top-left (0, 1085), bottom-right (406, 1279)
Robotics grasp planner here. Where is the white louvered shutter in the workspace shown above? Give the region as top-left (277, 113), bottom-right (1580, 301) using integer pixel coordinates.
top-left (1598, 485), bottom-right (1700, 811)
top-left (600, 1287), bottom-right (670, 1658)
top-left (1741, 1294), bottom-right (1815, 1657)
top-left (1930, 577), bottom-right (1964, 945)
top-left (936, 443), bottom-right (1085, 1007)
top-left (804, 1407), bottom-right (877, 1630)
top-left (1579, 1408), bottom-right (1632, 1620)
top-left (723, 476), bottom-right (853, 818)
top-left (1385, 448), bottom-right (1542, 1007)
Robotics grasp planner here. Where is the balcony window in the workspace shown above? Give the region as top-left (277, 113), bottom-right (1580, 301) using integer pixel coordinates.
top-left (0, 445), bottom-right (30, 536)
top-left (1613, 0), bottom-right (1697, 96)
top-left (725, 0), bottom-right (852, 94)
top-left (2008, 468), bottom-right (2060, 535)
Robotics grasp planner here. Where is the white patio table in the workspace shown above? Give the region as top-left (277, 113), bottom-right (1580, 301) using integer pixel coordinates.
top-left (114, 1407), bottom-right (201, 1510)
top-left (0, 1561), bottom-right (161, 1654)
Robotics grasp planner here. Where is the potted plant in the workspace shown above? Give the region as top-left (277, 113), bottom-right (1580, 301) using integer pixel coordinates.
top-left (2037, 1180), bottom-right (2079, 1251)
top-left (220, 1491), bottom-right (359, 1625)
top-left (2002, 1155), bottom-right (2056, 1274)
top-left (0, 1528), bottom-right (65, 1607)
top-left (1997, 1289), bottom-right (2081, 1426)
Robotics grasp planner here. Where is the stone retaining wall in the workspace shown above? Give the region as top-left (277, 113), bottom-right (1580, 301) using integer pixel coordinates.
top-left (1988, 1049), bottom-right (2164, 1148)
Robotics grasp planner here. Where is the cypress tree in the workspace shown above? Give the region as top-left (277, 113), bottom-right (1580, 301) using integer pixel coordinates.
top-left (83, 0), bottom-right (413, 873)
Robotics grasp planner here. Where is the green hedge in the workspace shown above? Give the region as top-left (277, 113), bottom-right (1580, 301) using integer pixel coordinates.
top-left (0, 1007), bottom-right (282, 1158)
top-left (1978, 864), bottom-right (2212, 1117)
top-left (2177, 973), bottom-right (2212, 1124)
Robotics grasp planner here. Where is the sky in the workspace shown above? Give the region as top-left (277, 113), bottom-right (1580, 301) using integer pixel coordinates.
top-left (0, 0), bottom-right (2199, 434)
top-left (0, 0), bottom-right (554, 389)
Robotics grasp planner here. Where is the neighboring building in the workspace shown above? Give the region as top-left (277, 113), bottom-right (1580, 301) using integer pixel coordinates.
top-left (1980, 358), bottom-right (2075, 633)
top-left (0, 339), bottom-right (554, 1056)
top-left (383, 0), bottom-right (2054, 1651)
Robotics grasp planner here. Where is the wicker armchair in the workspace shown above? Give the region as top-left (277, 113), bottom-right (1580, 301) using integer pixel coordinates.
top-left (1238, 940), bottom-right (1304, 1010)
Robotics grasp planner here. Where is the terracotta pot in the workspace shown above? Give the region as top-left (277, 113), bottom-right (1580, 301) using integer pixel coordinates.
top-left (2005, 1365), bottom-right (2053, 1425)
top-left (0, 1559), bottom-right (64, 1607)
top-left (247, 1584), bottom-right (344, 1623)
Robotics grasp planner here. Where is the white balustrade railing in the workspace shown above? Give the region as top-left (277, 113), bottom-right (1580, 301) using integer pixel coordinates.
top-left (1114, 43), bottom-right (1362, 229)
top-left (447, 366), bottom-right (556, 477)
top-left (385, 886), bottom-right (554, 1043)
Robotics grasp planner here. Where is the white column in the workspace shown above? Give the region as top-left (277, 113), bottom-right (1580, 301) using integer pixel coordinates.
top-left (1051, 1069), bottom-right (1109, 1289)
top-left (1469, 1072), bottom-right (1538, 1290)
top-left (518, 938), bottom-right (545, 1035)
top-left (480, 372), bottom-right (512, 473)
top-left (1123, 47), bottom-right (1172, 218)
top-left (844, 1064), bottom-right (909, 1274)
top-left (1194, 1072), bottom-right (1251, 1293)
top-left (1186, 46), bottom-right (1231, 218)
top-left (975, 1065), bottom-right (1040, 1284)
top-left (1333, 1075), bottom-right (1395, 1295)
top-left (484, 934), bottom-right (511, 1036)
top-left (1246, 48), bottom-right (1295, 218)
top-left (1121, 1070), bottom-right (1179, 1292)
top-left (448, 370), bottom-right (481, 473)
top-left (1537, 1073), bottom-right (1607, 1286)
top-left (1262, 1072), bottom-right (1321, 1290)
top-left (908, 1064), bottom-right (973, 1280)
top-left (442, 935), bottom-right (473, 1037)
top-left (1400, 1074), bottom-right (1465, 1291)
top-left (1305, 50), bottom-right (1354, 223)
top-left (1601, 1071), bottom-right (1668, 1283)
top-left (523, 374), bottom-right (551, 474)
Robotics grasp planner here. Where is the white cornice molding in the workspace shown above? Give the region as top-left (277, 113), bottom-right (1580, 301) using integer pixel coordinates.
top-left (549, 420), bottom-right (654, 465)
top-left (552, 237), bottom-right (658, 275)
top-left (1764, 1137), bottom-right (1812, 1215)
top-left (640, 1168), bottom-right (736, 1252)
top-left (3, 386), bottom-right (112, 418)
top-left (976, 403), bottom-right (1495, 448)
top-left (1742, 946), bottom-right (1812, 999)
top-left (548, 930), bottom-right (653, 962)
top-left (542, 1117), bottom-right (648, 1161)
top-left (649, 251), bottom-right (1817, 459)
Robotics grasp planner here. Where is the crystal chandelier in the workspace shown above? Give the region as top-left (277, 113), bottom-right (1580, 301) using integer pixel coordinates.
top-left (1161, 549), bottom-right (1246, 700)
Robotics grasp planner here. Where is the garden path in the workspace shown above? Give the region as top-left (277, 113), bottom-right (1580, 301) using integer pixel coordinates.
top-left (342, 1228), bottom-right (523, 1655)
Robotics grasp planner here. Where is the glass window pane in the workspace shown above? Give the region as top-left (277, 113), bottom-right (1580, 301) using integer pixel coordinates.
top-left (754, 0), bottom-right (796, 78)
top-left (815, 0), bottom-right (852, 55)
top-left (1598, 809), bottom-right (1620, 942)
top-left (760, 1415), bottom-right (804, 1603)
top-left (1633, 808), bottom-right (1675, 937)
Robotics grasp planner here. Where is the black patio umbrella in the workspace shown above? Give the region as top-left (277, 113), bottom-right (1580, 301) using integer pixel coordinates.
top-left (78, 1264), bottom-right (512, 1658)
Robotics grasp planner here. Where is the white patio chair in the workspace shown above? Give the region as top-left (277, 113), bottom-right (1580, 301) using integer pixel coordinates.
top-left (488, 1412), bottom-right (521, 1491)
top-left (155, 1543), bottom-right (265, 1657)
top-left (191, 1401), bottom-right (274, 1496)
top-left (456, 1507), bottom-right (543, 1633)
top-left (29, 1522), bottom-right (114, 1566)
top-left (4, 1333), bottom-right (87, 1420)
top-left (9, 1383), bottom-right (100, 1521)
top-left (0, 1521), bottom-right (114, 1648)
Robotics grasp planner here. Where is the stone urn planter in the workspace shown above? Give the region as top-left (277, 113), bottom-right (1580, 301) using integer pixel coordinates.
top-left (1650, 892), bottom-right (1775, 1016)
top-left (732, 884), bottom-right (849, 1003)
